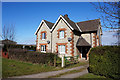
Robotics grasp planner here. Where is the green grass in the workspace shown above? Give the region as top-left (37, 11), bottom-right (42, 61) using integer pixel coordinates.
top-left (2, 58), bottom-right (89, 78)
top-left (65, 61), bottom-right (88, 68)
top-left (76, 73), bottom-right (106, 78)
top-left (2, 58), bottom-right (60, 78)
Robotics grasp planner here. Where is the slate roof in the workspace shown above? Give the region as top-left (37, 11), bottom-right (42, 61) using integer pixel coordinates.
top-left (76, 19), bottom-right (100, 32)
top-left (44, 20), bottom-right (54, 29)
top-left (35, 14), bottom-right (100, 35)
top-left (76, 36), bottom-right (91, 46)
top-left (62, 15), bottom-right (79, 31)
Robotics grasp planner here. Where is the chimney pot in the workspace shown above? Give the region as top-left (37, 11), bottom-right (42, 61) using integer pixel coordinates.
top-left (64, 14), bottom-right (68, 19)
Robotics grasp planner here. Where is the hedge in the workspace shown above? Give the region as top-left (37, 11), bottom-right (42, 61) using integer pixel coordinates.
top-left (89, 46), bottom-right (120, 79)
top-left (8, 49), bottom-right (61, 66)
top-left (3, 44), bottom-right (36, 51)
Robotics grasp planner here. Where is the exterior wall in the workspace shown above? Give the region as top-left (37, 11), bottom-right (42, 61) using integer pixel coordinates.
top-left (92, 33), bottom-right (98, 47)
top-left (91, 33), bottom-right (94, 47)
top-left (80, 32), bottom-right (100, 48)
top-left (36, 19), bottom-right (102, 59)
top-left (97, 25), bottom-right (102, 46)
top-left (74, 33), bottom-right (79, 56)
top-left (36, 22), bottom-right (51, 52)
top-left (81, 33), bottom-right (91, 44)
top-left (52, 19), bottom-right (73, 57)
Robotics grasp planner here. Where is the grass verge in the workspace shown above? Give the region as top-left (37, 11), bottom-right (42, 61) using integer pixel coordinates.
top-left (2, 58), bottom-right (89, 78)
top-left (75, 73), bottom-right (106, 78)
top-left (2, 58), bottom-right (59, 78)
top-left (64, 60), bottom-right (88, 69)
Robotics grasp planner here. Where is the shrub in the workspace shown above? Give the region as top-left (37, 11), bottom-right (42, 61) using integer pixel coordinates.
top-left (89, 46), bottom-right (120, 79)
top-left (8, 49), bottom-right (61, 66)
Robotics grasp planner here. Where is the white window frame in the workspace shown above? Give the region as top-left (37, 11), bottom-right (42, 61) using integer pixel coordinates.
top-left (59, 30), bottom-right (64, 39)
top-left (41, 45), bottom-right (46, 53)
top-left (42, 33), bottom-right (46, 40)
top-left (58, 45), bottom-right (65, 54)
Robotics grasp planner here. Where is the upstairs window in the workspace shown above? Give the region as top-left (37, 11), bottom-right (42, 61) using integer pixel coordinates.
top-left (42, 33), bottom-right (46, 40)
top-left (59, 30), bottom-right (64, 39)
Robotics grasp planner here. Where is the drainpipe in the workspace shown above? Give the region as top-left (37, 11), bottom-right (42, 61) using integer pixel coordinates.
top-left (51, 31), bottom-right (52, 53)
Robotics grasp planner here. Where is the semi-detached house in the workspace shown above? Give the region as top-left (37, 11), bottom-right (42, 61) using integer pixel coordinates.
top-left (35, 14), bottom-right (102, 60)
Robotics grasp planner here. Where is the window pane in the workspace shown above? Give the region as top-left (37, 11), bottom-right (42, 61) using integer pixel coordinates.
top-left (62, 31), bottom-right (64, 38)
top-left (44, 45), bottom-right (46, 51)
top-left (41, 45), bottom-right (43, 51)
top-left (62, 45), bottom-right (65, 52)
top-left (42, 33), bottom-right (45, 39)
top-left (41, 45), bottom-right (46, 51)
top-left (59, 30), bottom-right (64, 39)
top-left (58, 45), bottom-right (65, 53)
top-left (44, 33), bottom-right (45, 39)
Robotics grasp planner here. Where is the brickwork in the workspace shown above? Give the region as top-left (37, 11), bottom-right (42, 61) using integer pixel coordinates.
top-left (93, 33), bottom-right (97, 47)
top-left (57, 28), bottom-right (67, 38)
top-left (39, 43), bottom-right (48, 52)
top-left (56, 43), bottom-right (68, 54)
top-left (40, 31), bottom-right (47, 39)
top-left (97, 35), bottom-right (100, 46)
top-left (70, 31), bottom-right (74, 56)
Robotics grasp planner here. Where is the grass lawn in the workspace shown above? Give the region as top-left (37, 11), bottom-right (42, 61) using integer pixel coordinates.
top-left (2, 58), bottom-right (89, 78)
top-left (65, 61), bottom-right (88, 69)
top-left (77, 73), bottom-right (106, 78)
top-left (2, 58), bottom-right (59, 78)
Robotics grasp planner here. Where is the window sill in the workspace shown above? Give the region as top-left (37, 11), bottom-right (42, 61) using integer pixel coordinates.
top-left (42, 39), bottom-right (46, 40)
top-left (59, 38), bottom-right (65, 39)
top-left (41, 51), bottom-right (46, 53)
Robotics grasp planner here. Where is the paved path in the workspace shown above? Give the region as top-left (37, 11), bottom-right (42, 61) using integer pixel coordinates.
top-left (57, 69), bottom-right (88, 78)
top-left (11, 64), bottom-right (88, 78)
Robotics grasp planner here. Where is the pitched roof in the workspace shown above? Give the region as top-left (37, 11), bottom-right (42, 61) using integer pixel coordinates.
top-left (0, 39), bottom-right (17, 45)
top-left (76, 19), bottom-right (100, 32)
top-left (62, 15), bottom-right (80, 31)
top-left (44, 20), bottom-right (54, 29)
top-left (76, 36), bottom-right (91, 46)
top-left (35, 15), bottom-right (100, 35)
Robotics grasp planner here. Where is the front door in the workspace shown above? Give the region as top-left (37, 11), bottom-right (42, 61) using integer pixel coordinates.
top-left (77, 46), bottom-right (91, 59)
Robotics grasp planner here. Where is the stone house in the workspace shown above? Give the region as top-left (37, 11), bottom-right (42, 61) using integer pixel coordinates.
top-left (35, 14), bottom-right (102, 60)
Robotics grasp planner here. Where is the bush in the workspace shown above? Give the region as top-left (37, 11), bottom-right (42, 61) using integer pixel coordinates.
top-left (3, 44), bottom-right (36, 51)
top-left (8, 49), bottom-right (61, 66)
top-left (89, 46), bottom-right (120, 79)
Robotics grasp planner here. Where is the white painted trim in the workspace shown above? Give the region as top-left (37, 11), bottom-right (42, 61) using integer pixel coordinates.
top-left (51, 15), bottom-right (74, 32)
top-left (34, 20), bottom-right (51, 35)
top-left (75, 23), bottom-right (82, 32)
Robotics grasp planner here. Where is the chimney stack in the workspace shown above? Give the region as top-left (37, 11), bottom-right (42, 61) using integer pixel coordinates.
top-left (64, 14), bottom-right (69, 19)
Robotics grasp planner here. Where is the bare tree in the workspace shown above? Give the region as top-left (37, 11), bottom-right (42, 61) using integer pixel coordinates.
top-left (91, 1), bottom-right (120, 45)
top-left (1, 24), bottom-right (15, 41)
top-left (90, 1), bottom-right (119, 29)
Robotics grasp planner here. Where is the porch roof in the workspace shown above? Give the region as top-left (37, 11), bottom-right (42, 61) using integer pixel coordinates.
top-left (76, 36), bottom-right (91, 46)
